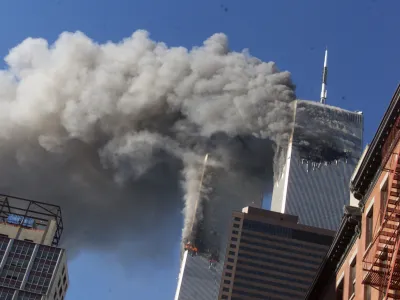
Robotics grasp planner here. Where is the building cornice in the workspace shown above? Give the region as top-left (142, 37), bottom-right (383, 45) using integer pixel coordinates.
top-left (351, 84), bottom-right (400, 202)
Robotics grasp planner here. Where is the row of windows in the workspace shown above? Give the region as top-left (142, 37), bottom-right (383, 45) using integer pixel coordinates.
top-left (17, 291), bottom-right (42, 300)
top-left (235, 264), bottom-right (311, 286)
top-left (25, 282), bottom-right (49, 295)
top-left (234, 281), bottom-right (303, 298)
top-left (0, 237), bottom-right (9, 251)
top-left (11, 241), bottom-right (35, 254)
top-left (240, 237), bottom-right (325, 260)
top-left (35, 246), bottom-right (60, 261)
top-left (242, 220), bottom-right (292, 238)
top-left (243, 219), bottom-right (333, 246)
top-left (0, 269), bottom-right (25, 287)
top-left (241, 231), bottom-right (329, 255)
top-left (235, 273), bottom-right (308, 293)
top-left (27, 248), bottom-right (60, 295)
top-left (0, 286), bottom-right (14, 300)
top-left (239, 245), bottom-right (322, 267)
top-left (237, 251), bottom-right (317, 273)
top-left (230, 289), bottom-right (281, 300)
top-left (0, 245), bottom-right (34, 289)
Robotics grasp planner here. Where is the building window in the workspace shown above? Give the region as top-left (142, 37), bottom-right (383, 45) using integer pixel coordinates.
top-left (380, 181), bottom-right (388, 222)
top-left (224, 280), bottom-right (231, 284)
top-left (228, 251), bottom-right (235, 256)
top-left (364, 284), bottom-right (371, 300)
top-left (234, 217), bottom-right (241, 221)
top-left (225, 272), bottom-right (232, 277)
top-left (229, 244), bottom-right (236, 249)
top-left (233, 223), bottom-right (240, 228)
top-left (349, 259), bottom-right (356, 297)
top-left (231, 237), bottom-right (237, 242)
top-left (366, 207), bottom-right (373, 248)
top-left (232, 230), bottom-right (238, 235)
top-left (336, 278), bottom-right (344, 300)
top-left (223, 287), bottom-right (229, 292)
top-left (228, 258), bottom-right (234, 263)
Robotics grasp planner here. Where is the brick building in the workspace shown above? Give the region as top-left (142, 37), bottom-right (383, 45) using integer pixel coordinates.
top-left (306, 84), bottom-right (400, 299)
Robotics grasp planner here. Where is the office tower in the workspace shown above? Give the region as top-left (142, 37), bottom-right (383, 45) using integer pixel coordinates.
top-left (0, 194), bottom-right (68, 300)
top-left (271, 100), bottom-right (363, 230)
top-left (175, 162), bottom-right (265, 300)
top-left (218, 206), bottom-right (334, 300)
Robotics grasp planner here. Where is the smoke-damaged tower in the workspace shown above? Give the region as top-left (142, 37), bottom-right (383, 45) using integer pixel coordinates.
top-left (175, 153), bottom-right (265, 300)
top-left (0, 194), bottom-right (68, 300)
top-left (271, 51), bottom-right (363, 230)
top-left (271, 100), bottom-right (363, 230)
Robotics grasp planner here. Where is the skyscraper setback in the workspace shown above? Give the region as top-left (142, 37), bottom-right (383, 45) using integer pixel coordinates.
top-left (0, 194), bottom-right (68, 300)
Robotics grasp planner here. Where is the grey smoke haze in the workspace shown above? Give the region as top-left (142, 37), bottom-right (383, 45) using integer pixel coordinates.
top-left (0, 30), bottom-right (295, 261)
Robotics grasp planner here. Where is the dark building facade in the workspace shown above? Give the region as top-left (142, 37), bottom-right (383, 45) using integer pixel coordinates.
top-left (218, 206), bottom-right (334, 300)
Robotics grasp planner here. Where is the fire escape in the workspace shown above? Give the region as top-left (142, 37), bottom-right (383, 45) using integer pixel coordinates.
top-left (363, 116), bottom-right (400, 299)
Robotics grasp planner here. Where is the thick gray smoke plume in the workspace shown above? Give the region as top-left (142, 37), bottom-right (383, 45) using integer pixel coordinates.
top-left (0, 30), bottom-right (295, 260)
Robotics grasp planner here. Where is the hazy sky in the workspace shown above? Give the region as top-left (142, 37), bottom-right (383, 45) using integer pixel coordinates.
top-left (0, 0), bottom-right (399, 299)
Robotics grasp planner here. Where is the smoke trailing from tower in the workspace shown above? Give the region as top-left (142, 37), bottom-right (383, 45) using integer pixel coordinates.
top-left (0, 30), bottom-right (295, 260)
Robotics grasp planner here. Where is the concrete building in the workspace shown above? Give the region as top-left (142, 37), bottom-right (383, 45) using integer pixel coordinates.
top-left (271, 100), bottom-right (363, 231)
top-left (217, 206), bottom-right (335, 300)
top-left (305, 84), bottom-right (400, 299)
top-left (0, 194), bottom-right (68, 300)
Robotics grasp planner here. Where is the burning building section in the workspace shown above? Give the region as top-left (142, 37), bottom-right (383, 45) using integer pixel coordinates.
top-left (271, 100), bottom-right (363, 230)
top-left (183, 154), bottom-right (210, 258)
top-left (176, 145), bottom-right (267, 300)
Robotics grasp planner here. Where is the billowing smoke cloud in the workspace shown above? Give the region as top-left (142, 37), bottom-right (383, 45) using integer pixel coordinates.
top-left (0, 30), bottom-right (295, 261)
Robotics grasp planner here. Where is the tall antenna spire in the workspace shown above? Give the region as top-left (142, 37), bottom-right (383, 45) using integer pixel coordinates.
top-left (320, 47), bottom-right (328, 104)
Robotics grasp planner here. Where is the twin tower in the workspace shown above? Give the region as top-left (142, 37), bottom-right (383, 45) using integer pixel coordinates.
top-left (175, 50), bottom-right (364, 300)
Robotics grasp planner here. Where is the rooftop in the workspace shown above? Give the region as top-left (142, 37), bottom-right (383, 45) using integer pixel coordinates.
top-left (0, 194), bottom-right (63, 247)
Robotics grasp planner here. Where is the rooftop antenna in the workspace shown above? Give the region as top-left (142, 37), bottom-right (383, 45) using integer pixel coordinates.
top-left (320, 47), bottom-right (328, 104)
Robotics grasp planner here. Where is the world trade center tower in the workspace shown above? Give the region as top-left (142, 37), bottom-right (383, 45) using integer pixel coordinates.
top-left (270, 100), bottom-right (363, 231)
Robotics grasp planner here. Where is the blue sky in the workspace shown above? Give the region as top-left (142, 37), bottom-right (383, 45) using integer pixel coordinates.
top-left (0, 0), bottom-right (399, 299)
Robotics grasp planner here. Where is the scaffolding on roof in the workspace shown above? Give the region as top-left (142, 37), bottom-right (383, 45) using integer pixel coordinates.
top-left (0, 194), bottom-right (63, 247)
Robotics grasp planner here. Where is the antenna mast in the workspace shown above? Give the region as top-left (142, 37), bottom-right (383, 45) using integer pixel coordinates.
top-left (320, 48), bottom-right (328, 104)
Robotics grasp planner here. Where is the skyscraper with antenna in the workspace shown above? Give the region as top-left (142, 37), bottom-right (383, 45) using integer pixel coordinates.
top-left (270, 48), bottom-right (364, 231)
top-left (320, 48), bottom-right (328, 104)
